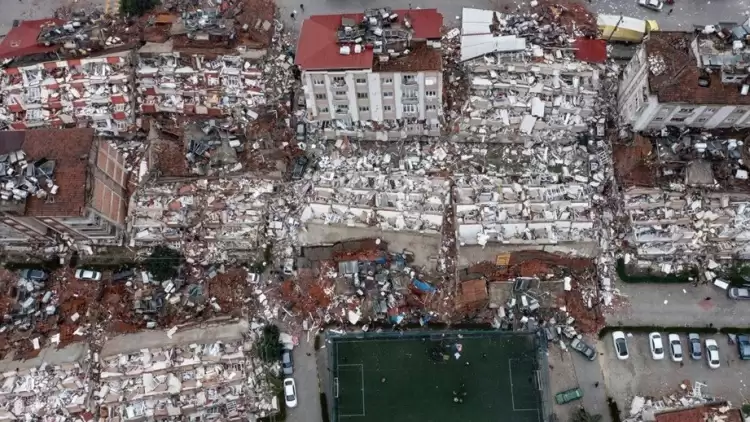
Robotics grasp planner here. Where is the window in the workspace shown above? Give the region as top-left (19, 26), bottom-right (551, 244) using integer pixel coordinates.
top-left (319, 107), bottom-right (329, 113)
top-left (383, 105), bottom-right (392, 112)
top-left (403, 90), bottom-right (417, 99)
top-left (382, 77), bottom-right (393, 84)
top-left (679, 107), bottom-right (695, 113)
top-left (335, 105), bottom-right (349, 113)
top-left (653, 117), bottom-right (665, 122)
top-left (670, 117), bottom-right (686, 122)
top-left (355, 77), bottom-right (367, 84)
top-left (315, 93), bottom-right (326, 100)
top-left (356, 92), bottom-right (368, 99)
top-left (359, 106), bottom-right (369, 112)
top-left (696, 117), bottom-right (708, 123)
top-left (425, 77), bottom-right (437, 86)
top-left (383, 91), bottom-right (393, 98)
top-left (332, 76), bottom-right (345, 84)
top-left (313, 78), bottom-right (324, 85)
top-left (403, 75), bottom-right (416, 84)
top-left (425, 90), bottom-right (437, 98)
top-left (335, 90), bottom-right (347, 97)
top-left (426, 105), bottom-right (437, 111)
top-left (705, 108), bottom-right (718, 113)
top-left (404, 104), bottom-right (417, 113)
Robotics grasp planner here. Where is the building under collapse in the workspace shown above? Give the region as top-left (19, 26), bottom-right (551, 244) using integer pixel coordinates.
top-left (0, 129), bottom-right (129, 248)
top-left (296, 8), bottom-right (444, 140)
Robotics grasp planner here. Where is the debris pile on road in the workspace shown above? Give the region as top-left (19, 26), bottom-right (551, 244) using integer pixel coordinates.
top-left (0, 360), bottom-right (89, 417)
top-left (624, 385), bottom-right (730, 422)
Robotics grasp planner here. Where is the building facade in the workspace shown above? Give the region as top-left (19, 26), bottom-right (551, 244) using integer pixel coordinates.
top-left (296, 8), bottom-right (444, 140)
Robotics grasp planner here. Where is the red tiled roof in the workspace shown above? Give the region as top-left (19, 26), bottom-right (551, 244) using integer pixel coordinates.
top-left (23, 128), bottom-right (94, 218)
top-left (646, 32), bottom-right (750, 105)
top-left (655, 404), bottom-right (742, 422)
top-left (296, 9), bottom-right (443, 71)
top-left (0, 19), bottom-right (64, 59)
top-left (574, 38), bottom-right (606, 64)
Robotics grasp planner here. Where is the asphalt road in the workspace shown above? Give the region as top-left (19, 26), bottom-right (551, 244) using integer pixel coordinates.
top-left (286, 338), bottom-right (324, 422)
top-left (606, 282), bottom-right (745, 328)
top-left (570, 339), bottom-right (611, 421)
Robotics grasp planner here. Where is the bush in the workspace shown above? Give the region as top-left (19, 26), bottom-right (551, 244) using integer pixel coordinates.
top-left (144, 246), bottom-right (182, 281)
top-left (257, 325), bottom-right (282, 362)
top-left (120, 0), bottom-right (158, 16)
top-left (616, 258), bottom-right (697, 284)
top-left (741, 403), bottom-right (750, 416)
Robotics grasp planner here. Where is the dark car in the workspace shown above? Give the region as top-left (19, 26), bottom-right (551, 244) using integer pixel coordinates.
top-left (688, 333), bottom-right (702, 359)
top-left (570, 338), bottom-right (597, 361)
top-left (19, 269), bottom-right (48, 282)
top-left (113, 269), bottom-right (135, 282)
top-left (738, 335), bottom-right (750, 360)
top-left (295, 122), bottom-right (307, 142)
top-left (281, 348), bottom-right (294, 375)
top-left (291, 155), bottom-right (309, 180)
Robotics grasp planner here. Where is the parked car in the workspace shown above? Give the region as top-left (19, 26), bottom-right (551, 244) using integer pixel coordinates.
top-left (705, 339), bottom-right (720, 369)
top-left (637, 0), bottom-right (663, 11)
top-left (74, 269), bottom-right (102, 281)
top-left (112, 269), bottom-right (135, 282)
top-left (738, 335), bottom-right (750, 360)
top-left (295, 122), bottom-right (307, 142)
top-left (688, 333), bottom-right (702, 359)
top-left (281, 348), bottom-right (294, 375)
top-left (290, 155), bottom-right (309, 181)
top-left (728, 287), bottom-right (750, 300)
top-left (283, 378), bottom-right (298, 408)
top-left (649, 332), bottom-right (665, 360)
top-left (570, 338), bottom-right (596, 361)
top-left (555, 387), bottom-right (583, 405)
top-left (612, 331), bottom-right (629, 360)
top-left (668, 334), bottom-right (683, 362)
top-left (19, 269), bottom-right (48, 282)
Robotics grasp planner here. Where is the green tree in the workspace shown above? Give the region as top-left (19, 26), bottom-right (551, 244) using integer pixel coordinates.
top-left (570, 408), bottom-right (603, 422)
top-left (144, 245), bottom-right (182, 281)
top-left (120, 0), bottom-right (158, 16)
top-left (257, 325), bottom-right (282, 362)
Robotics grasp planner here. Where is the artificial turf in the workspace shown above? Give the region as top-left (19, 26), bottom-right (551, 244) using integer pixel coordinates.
top-left (332, 331), bottom-right (543, 422)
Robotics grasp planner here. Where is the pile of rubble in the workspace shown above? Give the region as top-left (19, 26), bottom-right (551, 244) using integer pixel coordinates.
top-left (624, 384), bottom-right (737, 422)
top-left (0, 149), bottom-right (58, 205)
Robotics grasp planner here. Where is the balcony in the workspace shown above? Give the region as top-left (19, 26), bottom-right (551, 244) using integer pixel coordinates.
top-left (402, 77), bottom-right (417, 86)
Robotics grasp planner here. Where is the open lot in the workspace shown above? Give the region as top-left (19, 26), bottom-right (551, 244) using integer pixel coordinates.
top-left (599, 332), bottom-right (750, 419)
top-left (330, 331), bottom-right (545, 422)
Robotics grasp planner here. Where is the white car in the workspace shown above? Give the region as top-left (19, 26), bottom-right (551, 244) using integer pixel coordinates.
top-left (612, 331), bottom-right (629, 360)
top-left (649, 332), bottom-right (665, 360)
top-left (637, 0), bottom-right (663, 11)
top-left (283, 378), bottom-right (298, 408)
top-left (668, 334), bottom-right (683, 362)
top-left (74, 269), bottom-right (102, 281)
top-left (705, 339), bottom-right (720, 369)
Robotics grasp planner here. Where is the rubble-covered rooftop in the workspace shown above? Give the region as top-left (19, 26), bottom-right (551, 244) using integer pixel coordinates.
top-left (646, 31), bottom-right (750, 105)
top-left (295, 8), bottom-right (443, 71)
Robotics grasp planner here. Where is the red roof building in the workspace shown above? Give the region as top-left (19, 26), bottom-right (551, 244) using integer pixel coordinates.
top-left (295, 9), bottom-right (443, 71)
top-left (0, 19), bottom-right (64, 59)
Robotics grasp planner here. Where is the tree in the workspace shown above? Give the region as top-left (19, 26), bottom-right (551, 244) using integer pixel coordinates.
top-left (144, 245), bottom-right (182, 281)
top-left (257, 325), bottom-right (282, 362)
top-left (570, 408), bottom-right (603, 422)
top-left (120, 0), bottom-right (158, 16)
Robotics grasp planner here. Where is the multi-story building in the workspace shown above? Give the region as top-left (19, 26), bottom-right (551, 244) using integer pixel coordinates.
top-left (620, 27), bottom-right (750, 130)
top-left (296, 8), bottom-right (444, 140)
top-left (0, 128), bottom-right (129, 246)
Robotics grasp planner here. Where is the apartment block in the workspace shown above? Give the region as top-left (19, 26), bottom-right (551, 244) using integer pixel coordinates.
top-left (620, 27), bottom-right (750, 130)
top-left (0, 129), bottom-right (129, 246)
top-left (296, 8), bottom-right (444, 140)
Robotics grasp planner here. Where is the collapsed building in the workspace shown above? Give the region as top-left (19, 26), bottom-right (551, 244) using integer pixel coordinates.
top-left (619, 27), bottom-right (750, 131)
top-left (0, 129), bottom-right (129, 249)
top-left (135, 1), bottom-right (278, 122)
top-left (296, 8), bottom-right (444, 140)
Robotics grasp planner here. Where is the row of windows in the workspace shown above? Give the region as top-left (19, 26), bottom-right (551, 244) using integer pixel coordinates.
top-left (317, 104), bottom-right (438, 114)
top-left (312, 74), bottom-right (421, 86)
top-left (314, 90), bottom-right (437, 101)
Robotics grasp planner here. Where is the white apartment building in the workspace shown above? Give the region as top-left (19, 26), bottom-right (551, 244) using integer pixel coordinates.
top-left (620, 29), bottom-right (750, 131)
top-left (295, 8), bottom-right (444, 140)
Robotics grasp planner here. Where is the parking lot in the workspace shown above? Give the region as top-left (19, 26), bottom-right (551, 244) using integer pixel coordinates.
top-left (600, 332), bottom-right (750, 418)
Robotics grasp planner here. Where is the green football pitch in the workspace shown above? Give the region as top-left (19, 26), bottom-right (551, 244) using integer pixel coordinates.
top-left (331, 331), bottom-right (545, 422)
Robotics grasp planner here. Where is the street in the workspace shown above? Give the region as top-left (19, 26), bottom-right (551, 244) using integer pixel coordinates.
top-left (286, 339), bottom-right (323, 422)
top-left (606, 282), bottom-right (744, 328)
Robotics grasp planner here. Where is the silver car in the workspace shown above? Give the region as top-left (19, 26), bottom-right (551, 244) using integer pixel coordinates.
top-left (637, 0), bottom-right (664, 11)
top-left (728, 287), bottom-right (750, 300)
